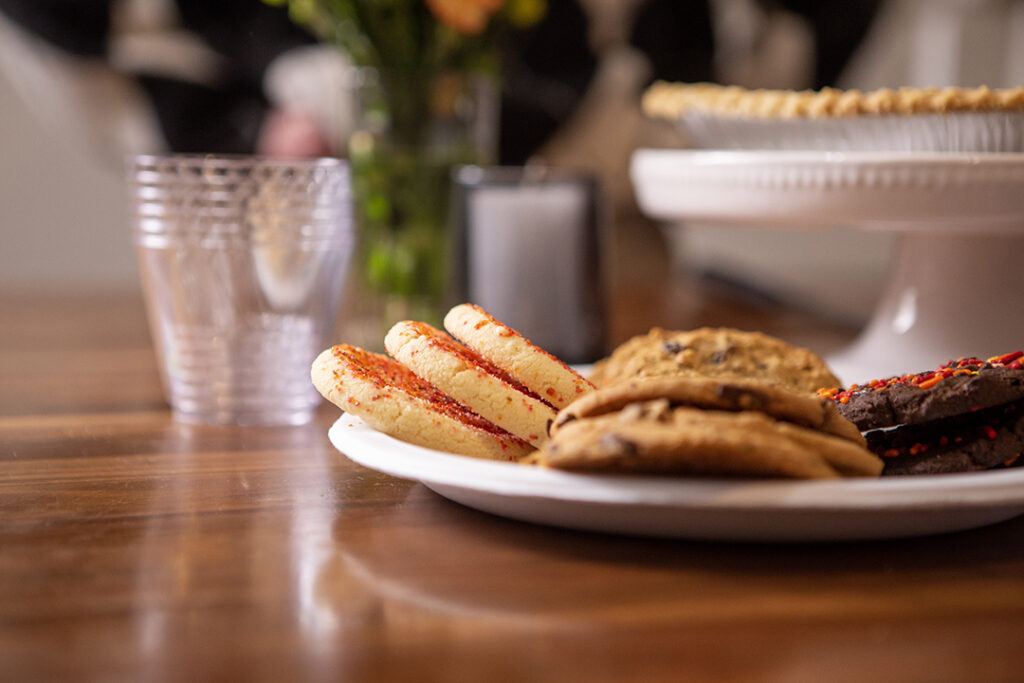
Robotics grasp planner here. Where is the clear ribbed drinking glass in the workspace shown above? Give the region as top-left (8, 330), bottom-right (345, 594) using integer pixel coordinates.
top-left (129, 155), bottom-right (353, 425)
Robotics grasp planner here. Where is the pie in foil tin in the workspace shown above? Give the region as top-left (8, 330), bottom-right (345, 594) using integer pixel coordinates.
top-left (643, 82), bottom-right (1024, 152)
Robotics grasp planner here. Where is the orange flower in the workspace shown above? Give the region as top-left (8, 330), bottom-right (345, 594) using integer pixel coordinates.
top-left (426, 0), bottom-right (504, 35)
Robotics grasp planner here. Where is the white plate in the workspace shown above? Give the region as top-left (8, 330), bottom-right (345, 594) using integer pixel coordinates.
top-left (328, 415), bottom-right (1024, 542)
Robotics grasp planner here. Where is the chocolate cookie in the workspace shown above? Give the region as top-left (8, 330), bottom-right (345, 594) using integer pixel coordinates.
top-left (821, 352), bottom-right (1024, 431)
top-left (867, 397), bottom-right (1024, 476)
top-left (530, 403), bottom-right (882, 478)
top-left (590, 327), bottom-right (840, 394)
top-left (551, 375), bottom-right (864, 446)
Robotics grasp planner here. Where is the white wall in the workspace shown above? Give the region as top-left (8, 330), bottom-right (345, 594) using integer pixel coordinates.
top-left (0, 65), bottom-right (136, 292)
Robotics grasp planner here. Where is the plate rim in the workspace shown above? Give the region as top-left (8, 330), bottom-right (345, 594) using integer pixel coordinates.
top-left (328, 414), bottom-right (1024, 511)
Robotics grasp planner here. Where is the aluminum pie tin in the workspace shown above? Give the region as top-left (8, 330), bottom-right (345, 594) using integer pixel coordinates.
top-left (676, 111), bottom-right (1024, 152)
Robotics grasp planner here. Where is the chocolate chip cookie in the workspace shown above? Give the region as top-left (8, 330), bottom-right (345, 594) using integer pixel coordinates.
top-left (590, 327), bottom-right (840, 394)
top-left (531, 403), bottom-right (882, 479)
top-left (551, 375), bottom-right (864, 446)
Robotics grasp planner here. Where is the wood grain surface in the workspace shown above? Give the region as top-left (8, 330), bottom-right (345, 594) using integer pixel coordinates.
top-left (2, 291), bottom-right (1023, 682)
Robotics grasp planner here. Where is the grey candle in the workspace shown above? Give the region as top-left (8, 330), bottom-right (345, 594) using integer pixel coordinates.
top-left (452, 166), bottom-right (606, 363)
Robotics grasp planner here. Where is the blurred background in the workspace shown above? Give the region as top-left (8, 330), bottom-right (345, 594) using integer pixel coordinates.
top-left (2, 0), bottom-right (1023, 341)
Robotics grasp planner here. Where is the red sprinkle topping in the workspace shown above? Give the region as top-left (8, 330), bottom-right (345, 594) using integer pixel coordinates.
top-left (817, 350), bottom-right (1022, 403)
top-left (990, 351), bottom-right (1023, 365)
top-left (880, 400), bottom-right (1023, 461)
top-left (461, 304), bottom-right (595, 390)
top-left (407, 322), bottom-right (554, 407)
top-left (330, 344), bottom-right (528, 443)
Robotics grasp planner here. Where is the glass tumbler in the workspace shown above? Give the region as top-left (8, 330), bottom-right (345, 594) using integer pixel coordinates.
top-left (129, 155), bottom-right (353, 425)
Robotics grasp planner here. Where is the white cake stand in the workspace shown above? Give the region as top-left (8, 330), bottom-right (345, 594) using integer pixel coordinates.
top-left (630, 150), bottom-right (1024, 382)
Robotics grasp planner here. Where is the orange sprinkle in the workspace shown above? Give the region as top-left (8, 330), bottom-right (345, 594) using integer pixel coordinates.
top-left (989, 351), bottom-right (1023, 364)
top-left (917, 376), bottom-right (942, 390)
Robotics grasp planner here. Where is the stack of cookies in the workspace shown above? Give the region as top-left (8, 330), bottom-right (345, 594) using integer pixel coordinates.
top-left (311, 304), bottom-right (593, 460)
top-left (531, 376), bottom-right (881, 478)
top-left (590, 327), bottom-right (841, 393)
top-left (821, 353), bottom-right (1024, 475)
top-left (531, 328), bottom-right (881, 479)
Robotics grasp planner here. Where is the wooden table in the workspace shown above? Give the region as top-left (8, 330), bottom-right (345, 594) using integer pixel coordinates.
top-left (3, 292), bottom-right (1024, 682)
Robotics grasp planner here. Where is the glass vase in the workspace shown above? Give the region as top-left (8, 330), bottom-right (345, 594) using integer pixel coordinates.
top-left (341, 68), bottom-right (498, 350)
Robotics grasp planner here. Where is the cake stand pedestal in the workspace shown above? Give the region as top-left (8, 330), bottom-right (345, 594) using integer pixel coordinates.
top-left (631, 150), bottom-right (1024, 382)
